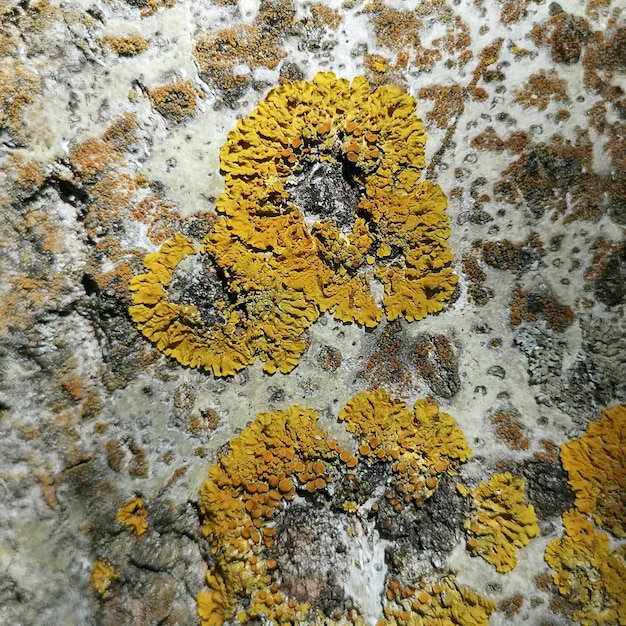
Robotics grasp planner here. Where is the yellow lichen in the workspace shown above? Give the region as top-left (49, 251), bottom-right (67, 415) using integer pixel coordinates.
top-left (128, 234), bottom-right (255, 376)
top-left (384, 576), bottom-right (496, 626)
top-left (214, 72), bottom-right (456, 322)
top-left (560, 404), bottom-right (626, 538)
top-left (91, 559), bottom-right (119, 597)
top-left (342, 500), bottom-right (359, 514)
top-left (462, 472), bottom-right (538, 573)
top-left (115, 497), bottom-right (148, 536)
top-left (130, 72), bottom-right (457, 376)
top-left (197, 389), bottom-right (479, 626)
top-left (197, 405), bottom-right (330, 626)
top-left (545, 510), bottom-right (626, 626)
top-left (339, 389), bottom-right (471, 504)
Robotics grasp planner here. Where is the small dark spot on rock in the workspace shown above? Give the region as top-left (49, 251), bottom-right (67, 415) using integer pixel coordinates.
top-left (81, 273), bottom-right (100, 296)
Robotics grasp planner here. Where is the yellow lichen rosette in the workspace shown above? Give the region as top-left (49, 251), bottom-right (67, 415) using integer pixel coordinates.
top-left (212, 71), bottom-right (457, 327)
top-left (128, 234), bottom-right (255, 376)
top-left (129, 73), bottom-right (458, 376)
top-left (196, 389), bottom-right (490, 626)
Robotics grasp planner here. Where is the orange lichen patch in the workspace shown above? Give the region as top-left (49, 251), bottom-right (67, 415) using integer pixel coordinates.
top-left (462, 250), bottom-right (490, 306)
top-left (418, 85), bottom-right (465, 130)
top-left (116, 497), bottom-right (148, 536)
top-left (0, 58), bottom-right (40, 143)
top-left (419, 38), bottom-right (502, 177)
top-left (362, 52), bottom-right (410, 88)
top-left (3, 152), bottom-right (46, 196)
top-left (193, 0), bottom-right (293, 99)
top-left (471, 127), bottom-right (529, 154)
top-left (366, 0), bottom-right (421, 53)
top-left (499, 594), bottom-right (524, 619)
top-left (499, 0), bottom-right (531, 24)
top-left (410, 333), bottom-right (459, 400)
top-left (480, 233), bottom-right (545, 274)
top-left (560, 404), bottom-right (626, 538)
top-left (462, 472), bottom-right (538, 573)
top-left (8, 0), bottom-right (56, 41)
top-left (515, 70), bottom-right (569, 111)
top-left (129, 234), bottom-right (255, 376)
top-left (359, 321), bottom-right (413, 395)
top-left (489, 409), bottom-right (529, 451)
top-left (416, 35), bottom-right (499, 130)
top-left (530, 11), bottom-right (591, 65)
top-left (101, 112), bottom-right (140, 150)
top-left (545, 510), bottom-right (626, 626)
top-left (497, 130), bottom-right (603, 222)
top-left (365, 1), bottom-right (472, 73)
top-left (148, 81), bottom-right (199, 122)
top-left (91, 559), bottom-right (119, 597)
top-left (68, 137), bottom-right (125, 183)
top-left (384, 575), bottom-right (496, 626)
top-left (509, 284), bottom-right (574, 332)
top-left (604, 124), bottom-right (626, 220)
top-left (34, 467), bottom-right (58, 509)
top-left (307, 3), bottom-right (342, 30)
top-left (102, 35), bottom-right (148, 56)
top-left (584, 238), bottom-right (625, 306)
top-left (583, 19), bottom-right (626, 101)
top-left (339, 389), bottom-right (471, 505)
top-left (128, 0), bottom-right (177, 18)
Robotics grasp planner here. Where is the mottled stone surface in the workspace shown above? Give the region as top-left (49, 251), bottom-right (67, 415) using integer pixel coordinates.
top-left (1, 0), bottom-right (624, 625)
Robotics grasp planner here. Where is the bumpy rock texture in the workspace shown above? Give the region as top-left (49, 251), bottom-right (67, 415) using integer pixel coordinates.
top-left (1, 1), bottom-right (624, 625)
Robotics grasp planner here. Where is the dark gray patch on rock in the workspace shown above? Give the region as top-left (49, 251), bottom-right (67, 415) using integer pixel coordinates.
top-left (594, 244), bottom-right (626, 306)
top-left (270, 504), bottom-right (352, 618)
top-left (287, 160), bottom-right (362, 234)
top-left (166, 252), bottom-right (230, 328)
top-left (410, 334), bottom-right (460, 399)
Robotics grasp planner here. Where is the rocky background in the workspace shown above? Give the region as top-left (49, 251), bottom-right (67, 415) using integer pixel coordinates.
top-left (0, 0), bottom-right (624, 625)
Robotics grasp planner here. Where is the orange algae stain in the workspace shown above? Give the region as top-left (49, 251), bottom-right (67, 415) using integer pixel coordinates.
top-left (115, 497), bottom-right (148, 536)
top-left (545, 510), bottom-right (626, 626)
top-left (560, 404), bottom-right (626, 538)
top-left (462, 472), bottom-right (538, 573)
